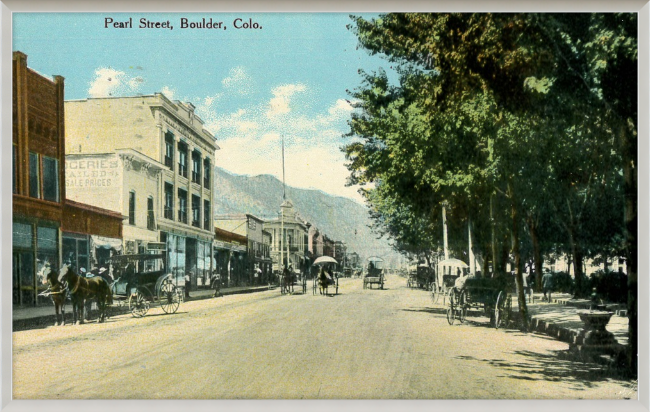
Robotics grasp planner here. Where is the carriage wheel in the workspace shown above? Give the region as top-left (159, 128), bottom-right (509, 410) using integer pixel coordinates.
top-left (158, 281), bottom-right (180, 314)
top-left (446, 289), bottom-right (456, 325)
top-left (495, 291), bottom-right (507, 329)
top-left (431, 282), bottom-right (439, 304)
top-left (129, 290), bottom-right (149, 318)
top-left (458, 290), bottom-right (468, 324)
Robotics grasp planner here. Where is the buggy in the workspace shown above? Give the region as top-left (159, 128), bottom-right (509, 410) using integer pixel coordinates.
top-left (109, 254), bottom-right (182, 317)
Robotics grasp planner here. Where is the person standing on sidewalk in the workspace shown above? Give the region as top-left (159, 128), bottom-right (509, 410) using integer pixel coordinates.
top-left (542, 270), bottom-right (553, 302)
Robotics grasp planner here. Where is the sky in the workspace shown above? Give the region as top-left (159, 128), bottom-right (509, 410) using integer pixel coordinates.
top-left (13, 12), bottom-right (397, 204)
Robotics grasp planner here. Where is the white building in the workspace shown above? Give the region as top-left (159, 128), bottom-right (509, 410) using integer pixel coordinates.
top-left (65, 93), bottom-right (219, 289)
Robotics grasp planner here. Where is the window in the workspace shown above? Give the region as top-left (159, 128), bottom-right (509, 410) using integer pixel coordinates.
top-left (178, 188), bottom-right (187, 224)
top-left (164, 132), bottom-right (174, 169)
top-left (42, 156), bottom-right (59, 202)
top-left (203, 158), bottom-right (211, 188)
top-left (164, 183), bottom-right (174, 220)
top-left (129, 191), bottom-right (136, 225)
top-left (191, 194), bottom-right (200, 227)
top-left (29, 152), bottom-right (40, 199)
top-left (204, 200), bottom-right (210, 230)
top-left (192, 151), bottom-right (201, 184)
top-left (147, 196), bottom-right (155, 230)
top-left (178, 142), bottom-right (188, 178)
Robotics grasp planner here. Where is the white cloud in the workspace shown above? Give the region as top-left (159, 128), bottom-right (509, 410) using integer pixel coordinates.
top-left (88, 67), bottom-right (144, 98)
top-left (328, 99), bottom-right (354, 117)
top-left (215, 137), bottom-right (364, 203)
top-left (266, 83), bottom-right (307, 118)
top-left (160, 86), bottom-right (176, 101)
top-left (222, 67), bottom-right (253, 95)
top-left (171, 77), bottom-right (362, 202)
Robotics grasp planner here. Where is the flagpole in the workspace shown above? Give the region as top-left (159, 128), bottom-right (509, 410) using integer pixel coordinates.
top-left (280, 134), bottom-right (285, 272)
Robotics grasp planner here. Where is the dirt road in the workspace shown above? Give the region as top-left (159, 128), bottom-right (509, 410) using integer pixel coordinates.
top-left (12, 276), bottom-right (636, 399)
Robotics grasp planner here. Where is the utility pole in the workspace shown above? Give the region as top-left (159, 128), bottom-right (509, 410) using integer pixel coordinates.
top-left (442, 201), bottom-right (449, 261)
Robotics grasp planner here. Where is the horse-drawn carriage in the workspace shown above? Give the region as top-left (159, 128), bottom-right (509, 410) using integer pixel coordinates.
top-left (311, 256), bottom-right (339, 295)
top-left (446, 275), bottom-right (513, 328)
top-left (431, 258), bottom-right (469, 304)
top-left (109, 254), bottom-right (182, 317)
top-left (407, 264), bottom-right (434, 290)
top-left (363, 257), bottom-right (384, 289)
top-left (280, 268), bottom-right (307, 295)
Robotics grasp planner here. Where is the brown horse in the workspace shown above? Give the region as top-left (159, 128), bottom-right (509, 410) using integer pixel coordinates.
top-left (58, 264), bottom-right (113, 324)
top-left (40, 266), bottom-right (68, 326)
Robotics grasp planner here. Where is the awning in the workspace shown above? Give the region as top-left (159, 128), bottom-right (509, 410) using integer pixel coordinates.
top-left (91, 235), bottom-right (122, 252)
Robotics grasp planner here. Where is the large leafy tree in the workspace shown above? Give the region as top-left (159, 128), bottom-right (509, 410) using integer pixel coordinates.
top-left (345, 13), bottom-right (636, 373)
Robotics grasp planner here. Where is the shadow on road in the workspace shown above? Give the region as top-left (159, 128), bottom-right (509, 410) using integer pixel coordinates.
top-left (401, 307), bottom-right (447, 316)
top-left (455, 349), bottom-right (634, 386)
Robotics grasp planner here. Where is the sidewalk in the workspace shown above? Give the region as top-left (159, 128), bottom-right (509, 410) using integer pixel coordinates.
top-left (511, 292), bottom-right (629, 365)
top-left (12, 284), bottom-right (272, 327)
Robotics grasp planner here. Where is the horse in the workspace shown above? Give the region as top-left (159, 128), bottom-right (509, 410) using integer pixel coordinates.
top-left (318, 269), bottom-right (334, 295)
top-left (58, 264), bottom-right (113, 324)
top-left (281, 269), bottom-right (296, 294)
top-left (40, 266), bottom-right (68, 326)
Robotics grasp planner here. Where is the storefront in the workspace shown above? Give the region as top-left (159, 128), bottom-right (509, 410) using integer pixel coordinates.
top-left (61, 200), bottom-right (123, 279)
top-left (214, 227), bottom-right (248, 287)
top-left (162, 232), bottom-right (212, 291)
top-left (12, 220), bottom-right (60, 306)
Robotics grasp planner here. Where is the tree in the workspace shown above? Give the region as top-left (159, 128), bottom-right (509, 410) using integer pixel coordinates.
top-left (345, 14), bottom-right (636, 367)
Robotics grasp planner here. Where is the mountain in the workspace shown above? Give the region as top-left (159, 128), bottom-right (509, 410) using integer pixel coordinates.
top-left (213, 167), bottom-right (400, 266)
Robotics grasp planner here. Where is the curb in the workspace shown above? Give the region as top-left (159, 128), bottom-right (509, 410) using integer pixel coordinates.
top-left (13, 286), bottom-right (271, 331)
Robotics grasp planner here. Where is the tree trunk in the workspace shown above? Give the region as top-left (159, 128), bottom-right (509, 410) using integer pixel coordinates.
top-left (490, 193), bottom-right (497, 278)
top-left (500, 234), bottom-right (510, 275)
top-left (508, 181), bottom-right (528, 331)
top-left (568, 228), bottom-right (585, 297)
top-left (619, 120), bottom-right (637, 377)
top-left (482, 244), bottom-right (490, 277)
top-left (528, 216), bottom-right (543, 292)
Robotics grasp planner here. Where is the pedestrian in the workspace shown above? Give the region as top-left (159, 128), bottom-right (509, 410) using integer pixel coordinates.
top-left (211, 272), bottom-right (222, 298)
top-left (542, 270), bottom-right (553, 302)
top-left (185, 272), bottom-right (191, 298)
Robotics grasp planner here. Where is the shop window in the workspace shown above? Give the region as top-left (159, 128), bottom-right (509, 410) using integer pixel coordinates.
top-left (192, 151), bottom-right (201, 184)
top-left (29, 152), bottom-right (40, 199)
top-left (63, 236), bottom-right (89, 272)
top-left (147, 196), bottom-right (155, 230)
top-left (178, 188), bottom-right (187, 224)
top-left (164, 183), bottom-right (174, 220)
top-left (37, 226), bottom-right (59, 304)
top-left (204, 200), bottom-right (210, 230)
top-left (191, 194), bottom-right (200, 227)
top-left (203, 158), bottom-right (211, 188)
top-left (178, 142), bottom-right (188, 178)
top-left (42, 156), bottom-right (59, 202)
top-left (129, 191), bottom-right (136, 225)
top-left (164, 132), bottom-right (174, 169)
